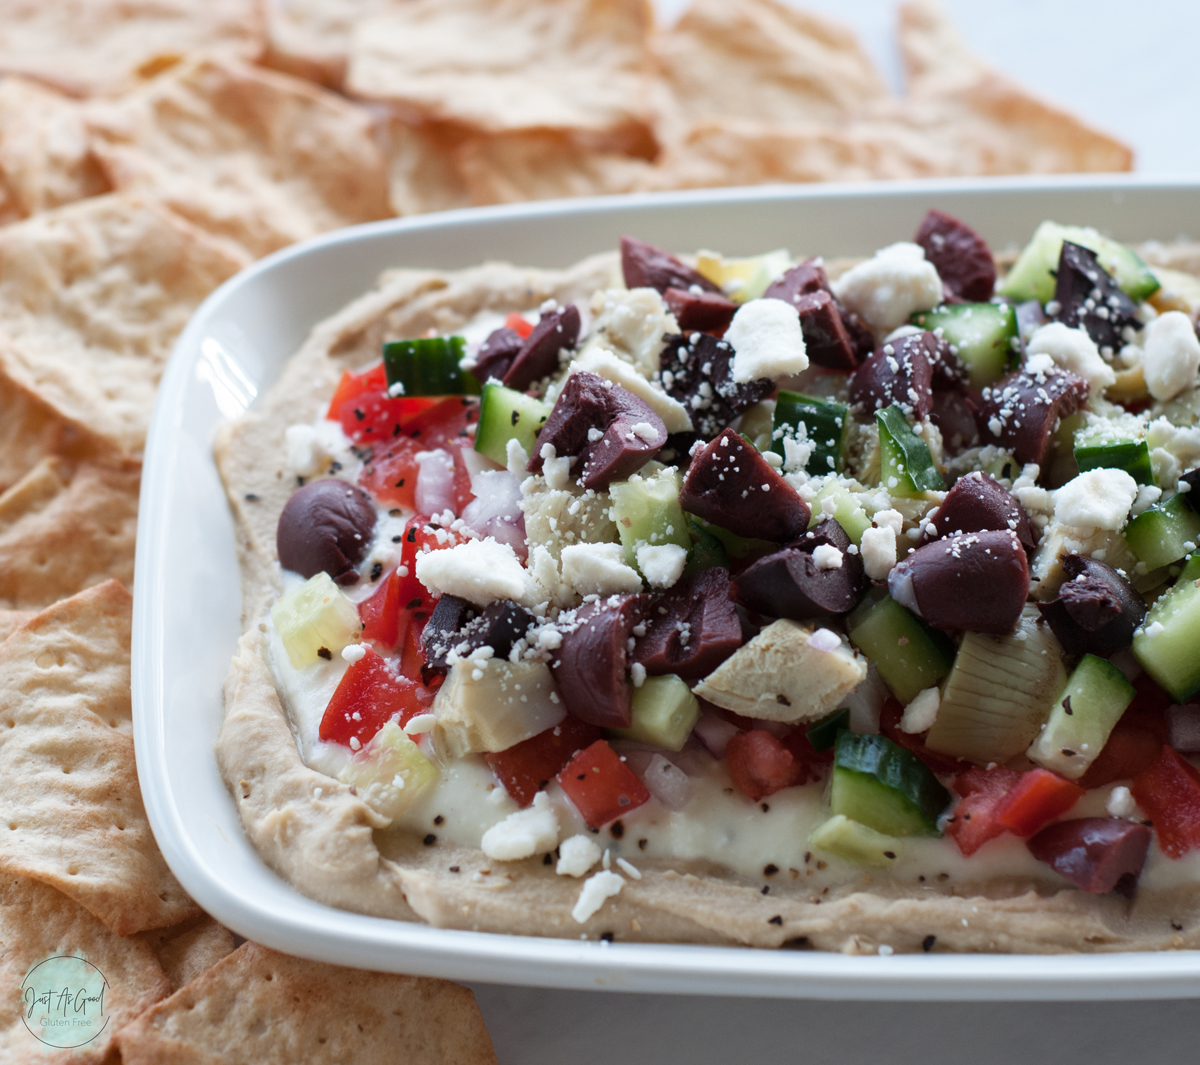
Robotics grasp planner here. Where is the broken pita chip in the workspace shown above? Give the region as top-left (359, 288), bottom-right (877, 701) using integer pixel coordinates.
top-left (262, 0), bottom-right (392, 88)
top-left (0, 193), bottom-right (247, 455)
top-left (117, 941), bottom-right (498, 1065)
top-left (138, 914), bottom-right (238, 991)
top-left (347, 0), bottom-right (658, 149)
top-left (86, 54), bottom-right (393, 260)
top-left (384, 116), bottom-right (474, 216)
top-left (0, 456), bottom-right (139, 610)
top-left (0, 611), bottom-right (32, 643)
top-left (0, 874), bottom-right (171, 1064)
top-left (0, 581), bottom-right (199, 934)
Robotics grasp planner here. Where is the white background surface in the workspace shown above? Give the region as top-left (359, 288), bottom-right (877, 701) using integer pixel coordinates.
top-left (470, 3), bottom-right (1200, 1060)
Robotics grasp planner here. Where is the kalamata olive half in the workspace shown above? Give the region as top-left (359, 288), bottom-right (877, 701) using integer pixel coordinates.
top-left (1051, 242), bottom-right (1139, 353)
top-left (888, 529), bottom-right (1029, 634)
top-left (421, 594), bottom-right (478, 674)
top-left (978, 366), bottom-right (1089, 466)
top-left (621, 236), bottom-right (720, 295)
top-left (633, 567), bottom-right (743, 681)
top-left (914, 209), bottom-right (996, 303)
top-left (503, 304), bottom-right (580, 392)
top-left (1036, 554), bottom-right (1146, 656)
top-left (473, 326), bottom-right (523, 383)
top-left (850, 331), bottom-right (965, 421)
top-left (662, 287), bottom-right (738, 335)
top-left (658, 331), bottom-right (773, 440)
top-left (927, 471), bottom-right (1035, 553)
top-left (276, 478), bottom-right (376, 584)
top-left (1027, 817), bottom-right (1152, 895)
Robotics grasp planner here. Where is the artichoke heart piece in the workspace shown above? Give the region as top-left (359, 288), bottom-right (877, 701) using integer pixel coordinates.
top-left (924, 606), bottom-right (1066, 765)
top-left (434, 658), bottom-right (565, 758)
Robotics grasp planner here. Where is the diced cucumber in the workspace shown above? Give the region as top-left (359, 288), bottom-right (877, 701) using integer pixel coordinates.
top-left (694, 249), bottom-right (791, 303)
top-left (806, 707), bottom-right (850, 752)
top-left (771, 391), bottom-right (850, 475)
top-left (474, 382), bottom-right (551, 465)
top-left (1133, 573), bottom-right (1200, 702)
top-left (877, 405), bottom-right (944, 497)
top-left (382, 336), bottom-right (478, 396)
top-left (683, 518), bottom-right (729, 576)
top-left (608, 675), bottom-right (700, 751)
top-left (847, 595), bottom-right (955, 705)
top-left (1180, 553), bottom-right (1200, 583)
top-left (807, 482), bottom-right (873, 545)
top-left (1073, 425), bottom-right (1153, 485)
top-left (830, 731), bottom-right (950, 838)
top-left (271, 572), bottom-right (362, 669)
top-left (610, 468), bottom-right (691, 571)
top-left (1124, 494), bottom-right (1200, 570)
top-left (911, 302), bottom-right (1018, 390)
top-left (336, 722), bottom-right (438, 820)
top-left (998, 221), bottom-right (1161, 304)
top-left (1026, 654), bottom-right (1136, 780)
top-left (689, 517), bottom-right (776, 561)
top-left (809, 814), bottom-right (904, 868)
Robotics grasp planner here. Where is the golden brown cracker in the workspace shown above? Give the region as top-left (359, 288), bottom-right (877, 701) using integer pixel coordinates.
top-left (86, 54), bottom-right (393, 260)
top-left (0, 193), bottom-right (247, 456)
top-left (0, 581), bottom-right (199, 935)
top-left (0, 874), bottom-right (171, 1064)
top-left (0, 456), bottom-right (139, 610)
top-left (117, 941), bottom-right (497, 1065)
top-left (383, 116), bottom-right (474, 216)
top-left (0, 0), bottom-right (264, 98)
top-left (138, 915), bottom-right (238, 992)
top-left (263, 0), bottom-right (396, 89)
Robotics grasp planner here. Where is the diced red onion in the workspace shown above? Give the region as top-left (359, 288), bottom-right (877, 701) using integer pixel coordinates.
top-left (1014, 299), bottom-right (1046, 346)
top-left (1168, 704), bottom-right (1200, 753)
top-left (692, 711), bottom-right (740, 758)
top-left (844, 663), bottom-right (887, 735)
top-left (414, 448), bottom-right (457, 517)
top-left (643, 754), bottom-right (692, 811)
top-left (461, 469), bottom-right (527, 559)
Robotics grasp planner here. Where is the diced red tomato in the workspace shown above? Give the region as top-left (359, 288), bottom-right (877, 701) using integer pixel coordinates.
top-left (557, 740), bottom-right (651, 829)
top-left (391, 518), bottom-right (469, 643)
top-left (398, 611), bottom-right (429, 684)
top-left (358, 397), bottom-right (480, 510)
top-left (1080, 675), bottom-right (1171, 788)
top-left (449, 439), bottom-right (476, 514)
top-left (879, 698), bottom-right (968, 777)
top-left (485, 717), bottom-right (603, 807)
top-left (318, 646), bottom-right (433, 748)
top-left (327, 364), bottom-right (440, 445)
top-left (945, 764), bottom-right (1022, 856)
top-left (726, 730), bottom-right (806, 802)
top-left (1132, 746), bottom-right (1200, 859)
top-left (327, 363), bottom-right (386, 412)
top-left (358, 569), bottom-right (402, 649)
top-left (505, 312), bottom-right (534, 339)
top-left (994, 768), bottom-right (1085, 838)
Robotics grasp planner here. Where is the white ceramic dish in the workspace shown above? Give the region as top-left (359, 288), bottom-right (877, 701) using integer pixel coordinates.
top-left (134, 175), bottom-right (1200, 1000)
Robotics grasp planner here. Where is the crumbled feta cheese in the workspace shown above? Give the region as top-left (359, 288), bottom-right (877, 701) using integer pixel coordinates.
top-left (571, 869), bottom-right (625, 923)
top-left (1053, 469), bottom-right (1138, 530)
top-left (630, 662), bottom-right (647, 687)
top-left (811, 543), bottom-right (843, 570)
top-left (1142, 310), bottom-right (1200, 401)
top-left (557, 834), bottom-right (603, 877)
top-left (900, 687), bottom-right (940, 734)
top-left (807, 627), bottom-right (843, 653)
top-left (403, 713), bottom-right (437, 735)
top-left (831, 242), bottom-right (942, 334)
top-left (561, 542), bottom-right (643, 597)
top-left (629, 421), bottom-right (660, 443)
top-left (416, 538), bottom-right (530, 606)
top-left (540, 443), bottom-right (571, 490)
top-left (1131, 482), bottom-right (1163, 517)
top-left (1025, 322), bottom-right (1116, 391)
top-left (872, 508), bottom-right (905, 536)
top-left (724, 299), bottom-right (809, 383)
top-left (505, 436), bottom-right (530, 479)
top-left (1107, 785), bottom-right (1136, 819)
top-left (860, 525), bottom-right (898, 581)
top-left (285, 420), bottom-right (356, 479)
top-left (635, 543), bottom-right (688, 588)
top-left (341, 643), bottom-right (366, 663)
top-left (480, 791), bottom-right (560, 862)
top-left (615, 857), bottom-right (642, 880)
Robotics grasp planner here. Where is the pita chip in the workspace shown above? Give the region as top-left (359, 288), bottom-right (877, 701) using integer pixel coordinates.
top-left (263, 0), bottom-right (398, 88)
top-left (0, 581), bottom-right (200, 934)
top-left (0, 0), bottom-right (264, 98)
top-left (118, 941), bottom-right (497, 1065)
top-left (384, 116), bottom-right (474, 216)
top-left (0, 193), bottom-right (247, 455)
top-left (0, 612), bottom-right (32, 643)
top-left (139, 914), bottom-right (239, 991)
top-left (86, 54), bottom-right (393, 260)
top-left (0, 875), bottom-right (171, 1065)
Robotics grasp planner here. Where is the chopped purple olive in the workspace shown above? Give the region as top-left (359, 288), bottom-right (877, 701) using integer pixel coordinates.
top-left (763, 257), bottom-right (830, 303)
top-left (842, 309), bottom-right (877, 362)
top-left (888, 529), bottom-right (1030, 634)
top-left (633, 568), bottom-right (743, 681)
top-left (928, 390), bottom-right (980, 451)
top-left (659, 331), bottom-right (773, 439)
top-left (551, 595), bottom-right (652, 728)
top-left (731, 519), bottom-right (866, 620)
top-left (926, 471), bottom-right (1035, 553)
top-left (764, 259), bottom-right (861, 371)
top-left (421, 594), bottom-right (478, 673)
top-left (473, 326), bottom-right (524, 383)
top-left (276, 478), bottom-right (376, 584)
top-left (1051, 242), bottom-right (1139, 354)
top-left (1036, 554), bottom-right (1146, 656)
top-left (503, 304), bottom-right (581, 392)
top-left (621, 236), bottom-right (720, 296)
top-left (529, 371), bottom-right (666, 490)
top-left (914, 209), bottom-right (996, 303)
top-left (679, 428), bottom-right (810, 543)
top-left (663, 287), bottom-right (738, 335)
top-left (978, 365), bottom-right (1089, 466)
top-left (849, 331), bottom-right (965, 421)
top-left (1027, 817), bottom-right (1152, 895)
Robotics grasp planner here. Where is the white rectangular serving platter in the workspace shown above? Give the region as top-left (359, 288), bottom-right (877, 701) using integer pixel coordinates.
top-left (134, 174), bottom-right (1200, 1000)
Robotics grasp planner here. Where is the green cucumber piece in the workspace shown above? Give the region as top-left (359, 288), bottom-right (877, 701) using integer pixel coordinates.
top-left (1026, 654), bottom-right (1136, 780)
top-left (877, 405), bottom-right (944, 497)
top-left (847, 595), bottom-right (955, 705)
top-left (807, 483), bottom-right (872, 545)
top-left (809, 815), bottom-right (903, 868)
top-left (1123, 494), bottom-right (1200, 570)
top-left (474, 383), bottom-right (550, 466)
top-left (806, 707), bottom-right (850, 753)
top-left (610, 469), bottom-right (691, 571)
top-left (1073, 422), bottom-right (1153, 485)
top-left (771, 391), bottom-right (849, 475)
top-left (1133, 573), bottom-right (1200, 702)
top-left (683, 518), bottom-right (729, 576)
top-left (998, 221), bottom-right (1161, 304)
top-left (911, 302), bottom-right (1018, 390)
top-left (1179, 553), bottom-right (1200, 583)
top-left (608, 674), bottom-right (699, 751)
top-left (382, 336), bottom-right (478, 396)
top-left (689, 517), bottom-right (776, 561)
top-left (830, 731), bottom-right (950, 838)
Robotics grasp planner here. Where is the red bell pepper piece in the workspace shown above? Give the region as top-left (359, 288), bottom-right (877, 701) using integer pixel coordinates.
top-left (993, 768), bottom-right (1085, 838)
top-left (1132, 745), bottom-right (1200, 859)
top-left (485, 717), bottom-right (603, 807)
top-left (505, 312), bottom-right (535, 339)
top-left (319, 646), bottom-right (433, 748)
top-left (946, 764), bottom-right (1022, 856)
top-left (557, 740), bottom-right (651, 829)
top-left (726, 730), bottom-right (806, 802)
top-left (358, 569), bottom-right (402, 648)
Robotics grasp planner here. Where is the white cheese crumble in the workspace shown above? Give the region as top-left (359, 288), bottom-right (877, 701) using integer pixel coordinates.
top-left (811, 543), bottom-right (843, 570)
top-left (480, 791), bottom-right (560, 862)
top-left (615, 857), bottom-right (642, 880)
top-left (285, 420), bottom-right (357, 479)
top-left (539, 443), bottom-right (571, 490)
top-left (571, 869), bottom-right (625, 923)
top-left (900, 687), bottom-right (941, 734)
top-left (860, 525), bottom-right (898, 581)
top-left (1142, 310), bottom-right (1200, 401)
top-left (831, 242), bottom-right (942, 334)
top-left (403, 713), bottom-right (437, 735)
top-left (1053, 469), bottom-right (1138, 530)
top-left (561, 542), bottom-right (643, 597)
top-left (1107, 785), bottom-right (1137, 819)
top-left (1025, 322), bottom-right (1116, 391)
top-left (415, 538), bottom-right (530, 606)
top-left (636, 543), bottom-right (688, 588)
top-left (341, 643), bottom-right (366, 663)
top-left (724, 299), bottom-right (809, 383)
top-left (557, 833), bottom-right (603, 877)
